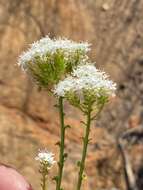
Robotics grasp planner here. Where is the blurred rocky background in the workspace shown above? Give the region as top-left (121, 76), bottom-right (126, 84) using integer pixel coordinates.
top-left (0, 0), bottom-right (143, 189)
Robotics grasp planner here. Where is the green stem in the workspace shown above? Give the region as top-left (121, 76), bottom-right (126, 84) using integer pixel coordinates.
top-left (56, 97), bottom-right (65, 190)
top-left (41, 172), bottom-right (46, 190)
top-left (76, 107), bottom-right (92, 190)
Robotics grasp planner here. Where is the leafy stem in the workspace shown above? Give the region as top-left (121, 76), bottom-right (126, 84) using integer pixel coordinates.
top-left (40, 163), bottom-right (48, 190)
top-left (41, 171), bottom-right (47, 190)
top-left (76, 105), bottom-right (92, 190)
top-left (56, 97), bottom-right (66, 190)
top-left (76, 102), bottom-right (104, 190)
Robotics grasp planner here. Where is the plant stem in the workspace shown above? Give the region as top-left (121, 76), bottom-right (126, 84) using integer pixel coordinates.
top-left (41, 172), bottom-right (46, 190)
top-left (56, 97), bottom-right (65, 190)
top-left (76, 107), bottom-right (92, 190)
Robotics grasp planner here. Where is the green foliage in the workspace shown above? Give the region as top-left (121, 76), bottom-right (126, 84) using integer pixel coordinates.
top-left (65, 49), bottom-right (85, 73)
top-left (65, 88), bottom-right (109, 115)
top-left (26, 49), bottom-right (86, 89)
top-left (27, 51), bottom-right (66, 88)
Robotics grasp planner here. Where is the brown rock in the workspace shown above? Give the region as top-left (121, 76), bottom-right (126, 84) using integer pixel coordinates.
top-left (0, 0), bottom-right (143, 189)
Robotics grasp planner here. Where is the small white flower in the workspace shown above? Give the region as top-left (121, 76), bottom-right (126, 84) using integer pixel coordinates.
top-left (54, 64), bottom-right (116, 98)
top-left (53, 76), bottom-right (76, 97)
top-left (18, 36), bottom-right (91, 69)
top-left (72, 64), bottom-right (108, 79)
top-left (35, 149), bottom-right (56, 166)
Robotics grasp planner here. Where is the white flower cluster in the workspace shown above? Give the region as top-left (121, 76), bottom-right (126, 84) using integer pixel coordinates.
top-left (18, 36), bottom-right (90, 69)
top-left (72, 64), bottom-right (105, 78)
top-left (35, 149), bottom-right (56, 167)
top-left (54, 64), bottom-right (116, 98)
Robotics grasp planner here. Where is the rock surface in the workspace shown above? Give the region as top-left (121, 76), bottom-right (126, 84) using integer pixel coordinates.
top-left (0, 0), bottom-right (143, 189)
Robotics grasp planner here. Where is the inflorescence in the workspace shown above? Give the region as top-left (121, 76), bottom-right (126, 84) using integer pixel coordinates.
top-left (35, 149), bottom-right (56, 169)
top-left (54, 64), bottom-right (116, 112)
top-left (18, 36), bottom-right (117, 190)
top-left (18, 36), bottom-right (90, 88)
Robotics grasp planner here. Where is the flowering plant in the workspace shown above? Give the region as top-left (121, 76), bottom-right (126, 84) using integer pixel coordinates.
top-left (54, 64), bottom-right (116, 114)
top-left (17, 36), bottom-right (116, 190)
top-left (18, 36), bottom-right (90, 88)
top-left (35, 150), bottom-right (56, 190)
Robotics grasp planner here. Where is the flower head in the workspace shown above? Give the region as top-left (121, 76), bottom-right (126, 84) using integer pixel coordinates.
top-left (18, 36), bottom-right (90, 88)
top-left (54, 64), bottom-right (116, 112)
top-left (72, 64), bottom-right (107, 78)
top-left (35, 149), bottom-right (56, 168)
